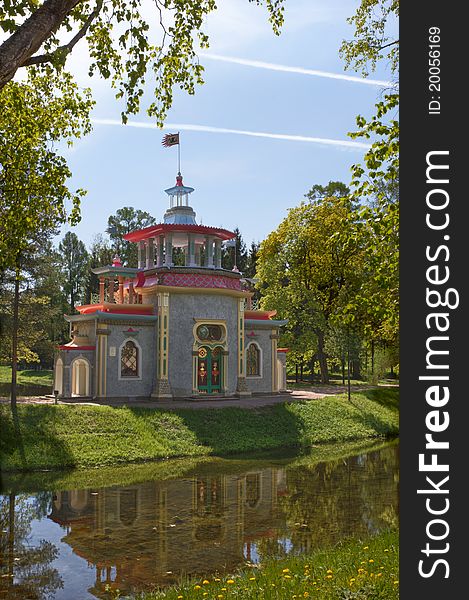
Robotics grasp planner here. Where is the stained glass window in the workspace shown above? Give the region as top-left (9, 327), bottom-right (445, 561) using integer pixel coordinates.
top-left (121, 340), bottom-right (139, 377)
top-left (246, 343), bottom-right (260, 377)
top-left (196, 324), bottom-right (224, 341)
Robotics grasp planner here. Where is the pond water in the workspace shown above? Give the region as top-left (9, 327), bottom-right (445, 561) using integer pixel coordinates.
top-left (0, 441), bottom-right (398, 599)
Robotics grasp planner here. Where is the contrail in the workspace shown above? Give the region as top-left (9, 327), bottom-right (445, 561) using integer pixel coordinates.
top-left (92, 119), bottom-right (371, 150)
top-left (199, 53), bottom-right (394, 88)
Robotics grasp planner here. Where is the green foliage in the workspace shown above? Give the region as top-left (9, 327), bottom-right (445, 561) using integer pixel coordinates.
top-left (58, 231), bottom-right (90, 310)
top-left (0, 71), bottom-right (93, 272)
top-left (139, 530), bottom-right (399, 600)
top-left (0, 388), bottom-right (398, 471)
top-left (107, 206), bottom-right (156, 267)
top-left (340, 0), bottom-right (399, 78)
top-left (0, 366), bottom-right (53, 387)
top-left (256, 186), bottom-right (364, 382)
top-left (222, 227), bottom-right (248, 272)
top-left (0, 0), bottom-right (284, 124)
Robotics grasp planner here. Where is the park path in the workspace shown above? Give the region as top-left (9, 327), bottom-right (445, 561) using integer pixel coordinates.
top-left (0, 384), bottom-right (397, 410)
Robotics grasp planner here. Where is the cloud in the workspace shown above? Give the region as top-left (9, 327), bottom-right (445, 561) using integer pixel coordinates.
top-left (199, 53), bottom-right (394, 88)
top-left (91, 118), bottom-right (371, 150)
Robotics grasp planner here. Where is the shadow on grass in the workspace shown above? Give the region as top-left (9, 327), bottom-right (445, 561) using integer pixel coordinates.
top-left (0, 405), bottom-right (77, 492)
top-left (129, 402), bottom-right (306, 457)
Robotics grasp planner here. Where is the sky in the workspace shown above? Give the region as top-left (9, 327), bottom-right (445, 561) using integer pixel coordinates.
top-left (55, 0), bottom-right (396, 250)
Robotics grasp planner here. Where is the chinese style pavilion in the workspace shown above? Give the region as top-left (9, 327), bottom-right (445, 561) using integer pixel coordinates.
top-left (54, 173), bottom-right (288, 400)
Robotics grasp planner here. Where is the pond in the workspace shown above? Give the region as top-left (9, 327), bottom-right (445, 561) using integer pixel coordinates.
top-left (0, 441), bottom-right (398, 599)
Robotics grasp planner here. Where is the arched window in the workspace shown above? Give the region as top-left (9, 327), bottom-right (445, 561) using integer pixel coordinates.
top-left (246, 343), bottom-right (261, 377)
top-left (120, 340), bottom-right (139, 378)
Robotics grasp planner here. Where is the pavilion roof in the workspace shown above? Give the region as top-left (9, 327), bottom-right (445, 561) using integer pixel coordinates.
top-left (124, 222), bottom-right (236, 243)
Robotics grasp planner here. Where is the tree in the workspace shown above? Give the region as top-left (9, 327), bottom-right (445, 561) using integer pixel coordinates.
top-left (0, 71), bottom-right (91, 409)
top-left (256, 186), bottom-right (364, 383)
top-left (58, 231), bottom-right (90, 310)
top-left (222, 227), bottom-right (248, 273)
top-left (0, 0), bottom-right (285, 124)
top-left (107, 207), bottom-right (156, 267)
top-left (83, 234), bottom-right (114, 303)
top-left (245, 240), bottom-right (260, 279)
top-left (340, 0), bottom-right (399, 361)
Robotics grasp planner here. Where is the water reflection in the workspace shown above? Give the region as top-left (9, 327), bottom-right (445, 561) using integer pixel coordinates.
top-left (1, 443), bottom-right (398, 599)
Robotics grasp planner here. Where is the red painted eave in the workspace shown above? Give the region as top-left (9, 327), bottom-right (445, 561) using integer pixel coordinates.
top-left (76, 303), bottom-right (154, 315)
top-left (57, 344), bottom-right (95, 351)
top-left (244, 310), bottom-right (277, 320)
top-left (277, 348), bottom-right (289, 353)
top-left (124, 223), bottom-right (236, 243)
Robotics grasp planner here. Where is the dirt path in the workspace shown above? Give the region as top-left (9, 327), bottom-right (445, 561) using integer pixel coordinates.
top-left (0, 384), bottom-right (398, 410)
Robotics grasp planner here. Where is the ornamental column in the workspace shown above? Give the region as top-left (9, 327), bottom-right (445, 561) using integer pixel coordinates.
top-left (205, 236), bottom-right (214, 268)
top-left (152, 291), bottom-right (172, 399)
top-left (138, 241), bottom-right (145, 269)
top-left (164, 234), bottom-right (173, 267)
top-left (118, 276), bottom-right (124, 304)
top-left (236, 297), bottom-right (251, 396)
top-left (187, 233), bottom-right (196, 267)
top-left (99, 277), bottom-right (106, 303)
top-left (214, 239), bottom-right (222, 269)
top-left (156, 235), bottom-right (165, 267)
top-left (145, 240), bottom-right (152, 269)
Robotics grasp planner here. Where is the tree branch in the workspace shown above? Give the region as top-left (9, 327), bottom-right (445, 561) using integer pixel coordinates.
top-left (0, 0), bottom-right (82, 89)
top-left (22, 0), bottom-right (103, 67)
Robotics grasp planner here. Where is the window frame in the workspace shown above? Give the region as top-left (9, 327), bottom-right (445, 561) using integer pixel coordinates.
top-left (118, 338), bottom-right (142, 380)
top-left (245, 341), bottom-right (263, 379)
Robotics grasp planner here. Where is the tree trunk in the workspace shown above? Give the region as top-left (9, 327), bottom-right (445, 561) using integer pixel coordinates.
top-left (10, 265), bottom-right (20, 412)
top-left (295, 364), bottom-right (299, 384)
top-left (300, 359), bottom-right (304, 382)
top-left (352, 358), bottom-right (361, 380)
top-left (341, 356), bottom-right (345, 385)
top-left (371, 339), bottom-right (375, 377)
top-left (0, 0), bottom-right (81, 88)
top-left (310, 357), bottom-right (315, 382)
top-left (317, 331), bottom-right (329, 384)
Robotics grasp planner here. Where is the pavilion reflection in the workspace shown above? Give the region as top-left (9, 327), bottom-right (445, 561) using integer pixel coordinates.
top-left (49, 468), bottom-right (288, 598)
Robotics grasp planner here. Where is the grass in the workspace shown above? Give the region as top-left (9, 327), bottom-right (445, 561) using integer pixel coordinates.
top-left (134, 529), bottom-right (398, 600)
top-left (1, 437), bottom-right (397, 493)
top-left (0, 388), bottom-right (398, 472)
top-left (0, 365), bottom-right (53, 387)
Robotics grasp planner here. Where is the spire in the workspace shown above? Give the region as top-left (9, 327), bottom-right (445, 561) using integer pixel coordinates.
top-left (163, 172), bottom-right (197, 224)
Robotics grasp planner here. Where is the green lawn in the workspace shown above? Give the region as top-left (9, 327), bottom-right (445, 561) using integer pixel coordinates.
top-left (137, 529), bottom-right (399, 600)
top-left (0, 388), bottom-right (399, 472)
top-left (0, 366), bottom-right (53, 387)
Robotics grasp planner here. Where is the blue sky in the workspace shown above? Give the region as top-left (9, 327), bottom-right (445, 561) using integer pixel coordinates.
top-left (60, 0), bottom-right (396, 250)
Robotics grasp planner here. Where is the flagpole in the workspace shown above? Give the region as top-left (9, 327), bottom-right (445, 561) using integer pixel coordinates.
top-left (178, 131), bottom-right (181, 174)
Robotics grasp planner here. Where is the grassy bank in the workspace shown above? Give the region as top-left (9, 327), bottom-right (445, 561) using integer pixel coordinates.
top-left (0, 389), bottom-right (398, 472)
top-left (136, 530), bottom-right (398, 600)
top-left (0, 366), bottom-right (53, 387)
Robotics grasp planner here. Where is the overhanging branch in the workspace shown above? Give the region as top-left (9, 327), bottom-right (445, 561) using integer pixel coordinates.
top-left (22, 0), bottom-right (103, 67)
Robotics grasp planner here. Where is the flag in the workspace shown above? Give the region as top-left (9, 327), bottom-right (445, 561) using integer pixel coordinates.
top-left (162, 133), bottom-right (179, 147)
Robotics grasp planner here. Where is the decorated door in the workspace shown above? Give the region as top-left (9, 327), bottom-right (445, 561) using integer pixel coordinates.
top-left (197, 346), bottom-right (223, 394)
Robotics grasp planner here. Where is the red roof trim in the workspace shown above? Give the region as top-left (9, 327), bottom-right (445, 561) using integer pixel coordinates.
top-left (244, 310), bottom-right (277, 320)
top-left (277, 348), bottom-right (289, 353)
top-left (76, 303), bottom-right (154, 315)
top-left (58, 345), bottom-right (96, 351)
top-left (124, 223), bottom-right (236, 243)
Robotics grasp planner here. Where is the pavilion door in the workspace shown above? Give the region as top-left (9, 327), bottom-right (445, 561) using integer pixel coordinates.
top-left (197, 347), bottom-right (222, 394)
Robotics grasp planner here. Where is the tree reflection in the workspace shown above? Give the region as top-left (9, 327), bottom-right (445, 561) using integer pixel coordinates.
top-left (0, 492), bottom-right (63, 599)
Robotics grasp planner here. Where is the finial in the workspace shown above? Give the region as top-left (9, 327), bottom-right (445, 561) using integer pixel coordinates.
top-left (176, 172), bottom-right (183, 186)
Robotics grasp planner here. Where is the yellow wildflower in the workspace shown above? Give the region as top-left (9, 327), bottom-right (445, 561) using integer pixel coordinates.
top-left (394, 580), bottom-right (399, 585)
top-left (377, 573), bottom-right (382, 577)
top-left (221, 588), bottom-right (227, 592)
top-left (363, 546), bottom-right (369, 550)
top-left (384, 549), bottom-right (389, 553)
top-left (369, 559), bottom-right (374, 563)
top-left (203, 580), bottom-right (210, 585)
top-left (194, 585), bottom-right (201, 590)
top-left (284, 574), bottom-right (292, 579)
top-left (326, 575), bottom-right (333, 580)
top-left (326, 569), bottom-right (333, 574)
top-left (358, 568), bottom-right (365, 574)
top-left (282, 568), bottom-right (290, 573)
top-left (227, 579), bottom-right (235, 585)
top-left (249, 577), bottom-right (256, 581)
top-left (350, 578), bottom-right (355, 583)
top-left (214, 578), bottom-right (221, 582)
top-left (303, 593), bottom-right (310, 598)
